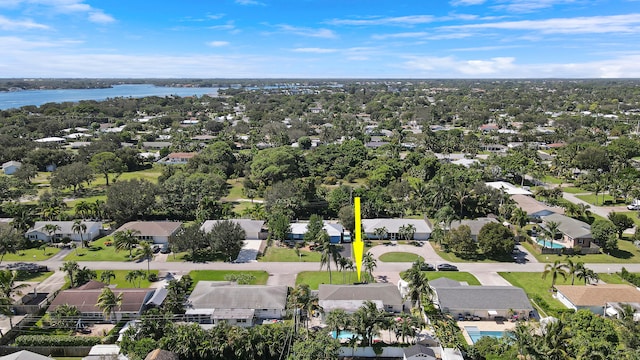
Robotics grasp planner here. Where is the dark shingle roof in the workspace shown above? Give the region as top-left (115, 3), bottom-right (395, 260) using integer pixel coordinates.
top-left (404, 344), bottom-right (436, 359)
top-left (188, 282), bottom-right (287, 310)
top-left (436, 286), bottom-right (533, 311)
top-left (49, 288), bottom-right (152, 313)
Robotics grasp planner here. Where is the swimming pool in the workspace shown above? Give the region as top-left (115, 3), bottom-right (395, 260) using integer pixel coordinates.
top-left (330, 330), bottom-right (359, 340)
top-left (465, 327), bottom-right (507, 344)
top-left (536, 239), bottom-right (564, 249)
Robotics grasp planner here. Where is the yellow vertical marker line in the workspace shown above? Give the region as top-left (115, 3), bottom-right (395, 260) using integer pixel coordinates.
top-left (353, 197), bottom-right (363, 282)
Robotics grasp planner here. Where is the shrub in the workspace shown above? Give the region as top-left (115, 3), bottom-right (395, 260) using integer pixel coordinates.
top-left (14, 335), bottom-right (102, 347)
top-left (147, 273), bottom-right (158, 282)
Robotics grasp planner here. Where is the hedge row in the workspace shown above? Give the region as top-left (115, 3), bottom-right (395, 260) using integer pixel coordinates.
top-left (620, 267), bottom-right (640, 287)
top-left (14, 335), bottom-right (102, 347)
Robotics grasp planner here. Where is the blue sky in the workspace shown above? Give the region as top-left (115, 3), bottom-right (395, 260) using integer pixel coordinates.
top-left (1, 0), bottom-right (640, 78)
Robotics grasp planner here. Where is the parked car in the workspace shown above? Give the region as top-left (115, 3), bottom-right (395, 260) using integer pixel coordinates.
top-left (420, 263), bottom-right (436, 271)
top-left (152, 245), bottom-right (161, 254)
top-left (437, 263), bottom-right (459, 271)
top-left (160, 245), bottom-right (171, 254)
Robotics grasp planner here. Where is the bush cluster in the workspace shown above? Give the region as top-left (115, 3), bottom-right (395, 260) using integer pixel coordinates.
top-left (14, 335), bottom-right (102, 347)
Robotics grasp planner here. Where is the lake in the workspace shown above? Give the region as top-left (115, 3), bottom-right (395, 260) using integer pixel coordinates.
top-left (0, 84), bottom-right (219, 110)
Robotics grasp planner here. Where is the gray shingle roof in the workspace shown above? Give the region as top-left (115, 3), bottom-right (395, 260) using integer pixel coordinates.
top-left (318, 283), bottom-right (403, 306)
top-left (115, 221), bottom-right (182, 237)
top-left (449, 217), bottom-right (498, 236)
top-left (435, 286), bottom-right (533, 311)
top-left (404, 344), bottom-right (436, 359)
top-left (361, 218), bottom-right (431, 233)
top-left (201, 219), bottom-right (264, 239)
top-left (187, 282), bottom-right (287, 310)
top-left (542, 213), bottom-right (591, 239)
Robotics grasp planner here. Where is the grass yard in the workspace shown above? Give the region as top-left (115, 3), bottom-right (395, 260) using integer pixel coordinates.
top-left (223, 178), bottom-right (247, 201)
top-left (522, 239), bottom-right (640, 263)
top-left (188, 270), bottom-right (269, 285)
top-left (94, 270), bottom-right (158, 288)
top-left (1, 246), bottom-right (61, 261)
top-left (63, 236), bottom-right (141, 262)
top-left (499, 272), bottom-right (571, 315)
top-left (620, 211), bottom-right (640, 227)
top-left (64, 195), bottom-right (107, 209)
top-left (296, 271), bottom-right (359, 290)
top-left (541, 175), bottom-right (563, 185)
top-left (425, 272), bottom-right (481, 285)
top-left (259, 247), bottom-right (321, 262)
top-left (16, 271), bottom-right (54, 282)
top-left (561, 186), bottom-right (589, 194)
top-left (575, 193), bottom-right (625, 206)
top-left (597, 272), bottom-right (628, 284)
top-left (379, 252), bottom-right (423, 262)
top-left (431, 243), bottom-right (507, 263)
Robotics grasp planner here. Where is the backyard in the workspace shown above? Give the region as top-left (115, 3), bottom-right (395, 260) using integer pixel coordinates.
top-left (521, 238), bottom-right (640, 263)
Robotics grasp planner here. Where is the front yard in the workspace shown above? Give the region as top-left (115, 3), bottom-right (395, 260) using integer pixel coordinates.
top-left (259, 246), bottom-right (321, 262)
top-left (188, 270), bottom-right (269, 285)
top-left (63, 237), bottom-right (141, 262)
top-left (2, 246), bottom-right (61, 262)
top-left (296, 270), bottom-right (359, 289)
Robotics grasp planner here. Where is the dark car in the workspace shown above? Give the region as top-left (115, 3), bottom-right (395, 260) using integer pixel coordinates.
top-left (420, 263), bottom-right (436, 271)
top-left (437, 263), bottom-right (459, 271)
top-left (152, 245), bottom-right (161, 254)
top-left (160, 245), bottom-right (171, 254)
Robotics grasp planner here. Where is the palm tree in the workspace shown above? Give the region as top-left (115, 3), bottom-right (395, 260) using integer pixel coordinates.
top-left (125, 269), bottom-right (146, 288)
top-left (43, 223), bottom-right (61, 243)
top-left (10, 208), bottom-right (34, 234)
top-left (0, 231), bottom-right (19, 265)
top-left (100, 270), bottom-right (116, 285)
top-left (392, 313), bottom-right (421, 344)
top-left (135, 242), bottom-right (154, 275)
top-left (317, 231), bottom-right (340, 284)
top-left (72, 220), bottom-right (87, 248)
top-left (325, 309), bottom-right (350, 340)
top-left (90, 199), bottom-right (105, 220)
top-left (434, 205), bottom-right (457, 244)
top-left (373, 227), bottom-right (387, 241)
top-left (577, 267), bottom-right (599, 285)
top-left (363, 252), bottom-right (377, 282)
top-left (565, 258), bottom-right (584, 285)
top-left (542, 260), bottom-right (568, 290)
top-left (60, 261), bottom-right (80, 288)
top-left (404, 259), bottom-right (432, 310)
top-left (74, 201), bottom-right (91, 219)
top-left (0, 270), bottom-right (28, 300)
top-left (96, 287), bottom-right (122, 322)
top-left (352, 300), bottom-right (388, 346)
top-left (510, 208), bottom-right (529, 230)
top-left (543, 221), bottom-right (561, 248)
top-left (113, 229), bottom-right (140, 259)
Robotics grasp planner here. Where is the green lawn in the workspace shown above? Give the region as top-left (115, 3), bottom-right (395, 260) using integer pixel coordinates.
top-left (597, 272), bottom-right (628, 284)
top-left (541, 175), bottom-right (563, 185)
top-left (188, 270), bottom-right (269, 285)
top-left (561, 186), bottom-right (589, 194)
top-left (1, 246), bottom-right (61, 261)
top-left (16, 271), bottom-right (54, 282)
top-left (499, 272), bottom-right (572, 314)
top-left (259, 247), bottom-right (321, 262)
top-left (425, 272), bottom-right (480, 285)
top-left (575, 193), bottom-right (625, 206)
top-left (522, 239), bottom-right (640, 263)
top-left (620, 211), bottom-right (640, 227)
top-left (63, 236), bottom-right (140, 262)
top-left (94, 270), bottom-right (158, 288)
top-left (296, 270), bottom-right (359, 289)
top-left (223, 178), bottom-right (247, 201)
top-left (379, 252), bottom-right (423, 262)
top-left (431, 243), bottom-right (505, 263)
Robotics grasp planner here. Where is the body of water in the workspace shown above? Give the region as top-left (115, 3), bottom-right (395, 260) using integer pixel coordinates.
top-left (536, 239), bottom-right (565, 249)
top-left (0, 84), bottom-right (219, 110)
top-left (465, 327), bottom-right (507, 344)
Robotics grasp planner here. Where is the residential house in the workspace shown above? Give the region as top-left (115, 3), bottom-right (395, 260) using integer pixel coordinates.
top-left (318, 283), bottom-right (404, 315)
top-left (362, 218), bottom-right (432, 241)
top-left (201, 219), bottom-right (267, 262)
top-left (430, 278), bottom-right (533, 320)
top-left (449, 217), bottom-right (499, 241)
top-left (2, 161), bottom-right (21, 175)
top-left (541, 213), bottom-right (592, 248)
top-left (0, 350), bottom-right (52, 360)
top-left (185, 281), bottom-right (288, 327)
top-left (485, 181), bottom-right (533, 196)
top-left (34, 136), bottom-right (66, 144)
top-left (288, 221), bottom-right (345, 243)
top-left (25, 221), bottom-right (103, 243)
top-left (404, 345), bottom-right (437, 360)
top-left (142, 142), bottom-right (172, 150)
top-left (114, 221), bottom-right (182, 245)
top-left (48, 285), bottom-right (162, 322)
top-left (555, 284), bottom-right (640, 315)
top-left (511, 194), bottom-right (564, 220)
top-left (157, 152), bottom-right (197, 165)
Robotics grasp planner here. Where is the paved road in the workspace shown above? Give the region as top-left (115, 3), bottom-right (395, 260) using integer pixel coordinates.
top-left (562, 192), bottom-right (629, 219)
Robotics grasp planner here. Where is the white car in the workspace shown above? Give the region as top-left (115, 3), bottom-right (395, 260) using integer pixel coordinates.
top-left (628, 204), bottom-right (640, 210)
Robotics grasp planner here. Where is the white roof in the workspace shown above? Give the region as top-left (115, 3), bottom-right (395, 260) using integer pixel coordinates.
top-left (361, 218), bottom-right (431, 233)
top-left (289, 221), bottom-right (343, 237)
top-left (34, 136), bottom-right (65, 143)
top-left (485, 181), bottom-right (533, 195)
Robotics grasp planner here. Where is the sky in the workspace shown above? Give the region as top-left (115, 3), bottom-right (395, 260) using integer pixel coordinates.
top-left (2, 0), bottom-right (640, 78)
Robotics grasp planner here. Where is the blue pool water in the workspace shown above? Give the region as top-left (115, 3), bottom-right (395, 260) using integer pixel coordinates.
top-left (465, 327), bottom-right (507, 344)
top-left (536, 239), bottom-right (565, 249)
top-left (331, 330), bottom-right (359, 340)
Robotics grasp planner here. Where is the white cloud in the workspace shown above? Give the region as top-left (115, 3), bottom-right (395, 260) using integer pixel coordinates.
top-left (492, 0), bottom-right (579, 13)
top-left (0, 36), bottom-right (81, 49)
top-left (292, 48), bottom-right (338, 53)
top-left (275, 24), bottom-right (337, 38)
top-left (235, 0), bottom-right (265, 5)
top-left (327, 15), bottom-right (435, 26)
top-left (450, 0), bottom-right (486, 5)
top-left (404, 56), bottom-right (516, 75)
top-left (3, 0), bottom-right (115, 24)
top-left (372, 32), bottom-right (430, 40)
top-left (88, 11), bottom-right (115, 24)
top-left (0, 15), bottom-right (49, 30)
top-left (442, 14), bottom-right (640, 34)
top-left (207, 41), bottom-right (229, 47)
